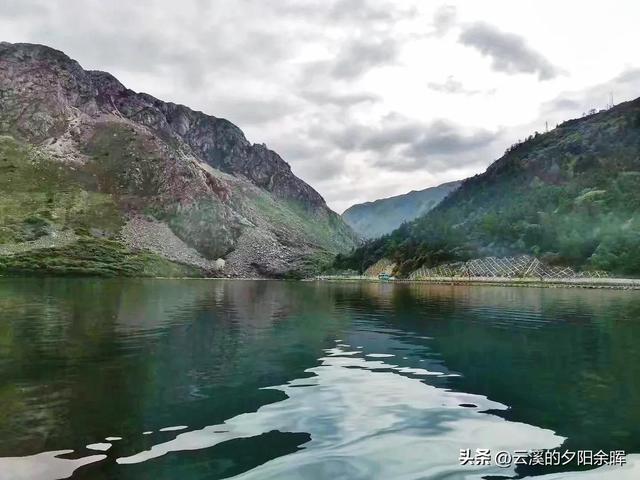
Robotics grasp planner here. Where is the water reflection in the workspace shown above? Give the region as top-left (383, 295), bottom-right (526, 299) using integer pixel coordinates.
top-left (0, 279), bottom-right (639, 479)
top-left (0, 450), bottom-right (106, 480)
top-left (116, 345), bottom-right (562, 479)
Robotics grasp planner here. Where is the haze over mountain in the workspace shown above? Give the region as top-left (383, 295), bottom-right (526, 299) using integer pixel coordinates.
top-left (0, 42), bottom-right (357, 278)
top-left (342, 181), bottom-right (461, 239)
top-left (336, 97), bottom-right (640, 276)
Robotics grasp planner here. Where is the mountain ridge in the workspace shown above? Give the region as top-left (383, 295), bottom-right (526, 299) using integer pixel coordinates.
top-left (0, 41), bottom-right (357, 277)
top-left (342, 180), bottom-right (461, 239)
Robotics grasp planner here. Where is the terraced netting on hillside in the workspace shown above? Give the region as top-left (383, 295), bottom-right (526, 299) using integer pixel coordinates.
top-left (408, 256), bottom-right (610, 280)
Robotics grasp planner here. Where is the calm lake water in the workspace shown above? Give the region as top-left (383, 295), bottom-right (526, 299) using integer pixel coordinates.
top-left (0, 279), bottom-right (639, 480)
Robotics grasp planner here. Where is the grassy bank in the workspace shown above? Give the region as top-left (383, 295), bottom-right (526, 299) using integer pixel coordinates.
top-left (0, 238), bottom-right (202, 277)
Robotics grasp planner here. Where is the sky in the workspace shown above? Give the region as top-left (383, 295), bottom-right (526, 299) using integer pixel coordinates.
top-left (1, 0), bottom-right (640, 212)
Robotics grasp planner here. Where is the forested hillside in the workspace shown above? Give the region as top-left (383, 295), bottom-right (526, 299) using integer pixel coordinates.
top-left (342, 181), bottom-right (460, 239)
top-left (336, 97), bottom-right (640, 276)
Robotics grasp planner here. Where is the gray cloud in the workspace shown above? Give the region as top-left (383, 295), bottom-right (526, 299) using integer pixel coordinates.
top-left (312, 115), bottom-right (499, 173)
top-left (427, 76), bottom-right (482, 95)
top-left (0, 0), bottom-right (314, 127)
top-left (300, 90), bottom-right (379, 107)
top-left (547, 98), bottom-right (582, 111)
top-left (292, 152), bottom-right (346, 181)
top-left (0, 0), bottom-right (47, 18)
top-left (328, 0), bottom-right (397, 22)
top-left (269, 128), bottom-right (350, 182)
top-left (377, 120), bottom-right (498, 172)
top-left (208, 97), bottom-right (300, 126)
top-left (331, 36), bottom-right (399, 79)
top-left (274, 0), bottom-right (413, 24)
top-left (403, 120), bottom-right (498, 157)
top-left (316, 119), bottom-right (420, 152)
top-left (360, 124), bottom-right (423, 151)
top-left (459, 22), bottom-right (561, 80)
top-left (432, 5), bottom-right (457, 36)
top-left (8, 1), bottom-right (296, 89)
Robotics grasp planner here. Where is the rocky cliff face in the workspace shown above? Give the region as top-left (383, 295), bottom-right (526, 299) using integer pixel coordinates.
top-left (0, 42), bottom-right (357, 277)
top-left (342, 181), bottom-right (461, 239)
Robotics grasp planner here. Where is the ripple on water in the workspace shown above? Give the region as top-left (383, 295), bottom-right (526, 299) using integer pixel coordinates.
top-left (86, 443), bottom-right (111, 452)
top-left (111, 346), bottom-right (563, 479)
top-left (158, 426), bottom-right (189, 432)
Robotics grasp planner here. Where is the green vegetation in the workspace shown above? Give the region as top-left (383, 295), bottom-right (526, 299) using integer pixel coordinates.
top-left (83, 122), bottom-right (166, 198)
top-left (0, 238), bottom-right (201, 277)
top-left (249, 187), bottom-right (355, 252)
top-left (0, 135), bottom-right (123, 243)
top-left (336, 99), bottom-right (640, 277)
top-left (0, 134), bottom-right (199, 277)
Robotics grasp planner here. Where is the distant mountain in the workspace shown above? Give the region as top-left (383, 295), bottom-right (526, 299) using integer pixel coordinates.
top-left (342, 181), bottom-right (461, 239)
top-left (0, 42), bottom-right (357, 278)
top-left (336, 97), bottom-right (640, 276)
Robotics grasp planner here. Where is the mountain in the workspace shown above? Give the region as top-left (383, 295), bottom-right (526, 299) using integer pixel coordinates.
top-left (336, 97), bottom-right (640, 276)
top-left (0, 42), bottom-right (357, 278)
top-left (342, 180), bottom-right (461, 239)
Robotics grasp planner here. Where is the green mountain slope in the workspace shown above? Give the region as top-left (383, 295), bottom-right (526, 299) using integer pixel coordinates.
top-left (336, 98), bottom-right (640, 276)
top-left (0, 42), bottom-right (357, 278)
top-left (342, 181), bottom-right (461, 239)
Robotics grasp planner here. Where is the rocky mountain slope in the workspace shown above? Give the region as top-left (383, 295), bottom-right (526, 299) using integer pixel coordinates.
top-left (0, 42), bottom-right (357, 278)
top-left (342, 181), bottom-right (460, 239)
top-left (336, 97), bottom-right (640, 276)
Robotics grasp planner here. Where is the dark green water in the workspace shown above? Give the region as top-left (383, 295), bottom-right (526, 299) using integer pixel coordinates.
top-left (0, 279), bottom-right (639, 480)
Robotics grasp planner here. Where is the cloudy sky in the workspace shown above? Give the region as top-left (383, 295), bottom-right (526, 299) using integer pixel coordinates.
top-left (2, 0), bottom-right (640, 212)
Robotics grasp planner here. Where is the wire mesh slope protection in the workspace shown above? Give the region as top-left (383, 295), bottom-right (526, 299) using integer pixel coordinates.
top-left (408, 255), bottom-right (609, 280)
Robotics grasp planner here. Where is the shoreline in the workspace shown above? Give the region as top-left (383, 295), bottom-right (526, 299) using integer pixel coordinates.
top-left (313, 275), bottom-right (640, 290)
top-left (2, 275), bottom-right (640, 290)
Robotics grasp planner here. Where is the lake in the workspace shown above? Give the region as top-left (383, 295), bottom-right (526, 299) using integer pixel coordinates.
top-left (0, 279), bottom-right (639, 479)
